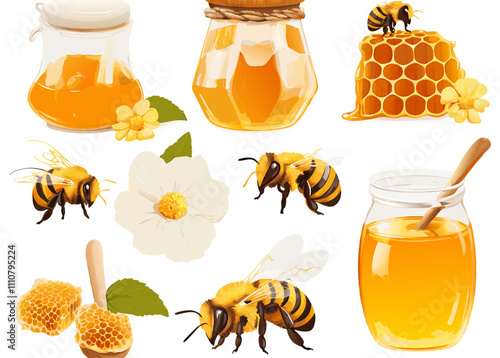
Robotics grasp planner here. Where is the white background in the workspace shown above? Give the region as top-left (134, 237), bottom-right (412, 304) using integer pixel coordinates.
top-left (1, 0), bottom-right (500, 357)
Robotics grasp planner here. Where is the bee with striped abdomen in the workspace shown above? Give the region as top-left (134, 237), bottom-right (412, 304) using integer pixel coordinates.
top-left (11, 141), bottom-right (114, 225)
top-left (368, 2), bottom-right (421, 36)
top-left (176, 235), bottom-right (328, 353)
top-left (239, 152), bottom-right (341, 215)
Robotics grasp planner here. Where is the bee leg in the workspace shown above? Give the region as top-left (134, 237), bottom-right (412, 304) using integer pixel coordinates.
top-left (58, 190), bottom-right (66, 220)
top-left (257, 302), bottom-right (269, 354)
top-left (233, 316), bottom-right (248, 354)
top-left (36, 195), bottom-right (59, 225)
top-left (302, 182), bottom-right (324, 216)
top-left (213, 331), bottom-right (229, 350)
top-left (277, 183), bottom-right (291, 214)
top-left (278, 307), bottom-right (313, 351)
top-left (80, 202), bottom-right (90, 219)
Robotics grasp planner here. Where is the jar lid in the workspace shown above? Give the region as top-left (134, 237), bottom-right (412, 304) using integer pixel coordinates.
top-left (207, 0), bottom-right (304, 8)
top-left (40, 0), bottom-right (130, 30)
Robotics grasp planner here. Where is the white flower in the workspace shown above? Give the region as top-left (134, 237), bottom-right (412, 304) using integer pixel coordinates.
top-left (115, 152), bottom-right (229, 262)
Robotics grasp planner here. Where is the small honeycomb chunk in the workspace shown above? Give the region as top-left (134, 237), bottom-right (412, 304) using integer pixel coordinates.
top-left (344, 30), bottom-right (465, 120)
top-left (17, 279), bottom-right (82, 336)
top-left (75, 303), bottom-right (133, 354)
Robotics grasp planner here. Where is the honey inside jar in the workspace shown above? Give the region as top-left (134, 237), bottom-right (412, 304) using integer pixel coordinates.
top-left (193, 21), bottom-right (317, 131)
top-left (359, 216), bottom-right (475, 350)
top-left (28, 54), bottom-right (143, 130)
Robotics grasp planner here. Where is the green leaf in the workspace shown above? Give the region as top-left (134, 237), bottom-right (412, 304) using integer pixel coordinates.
top-left (160, 132), bottom-right (192, 164)
top-left (106, 279), bottom-right (169, 318)
top-left (147, 95), bottom-right (187, 123)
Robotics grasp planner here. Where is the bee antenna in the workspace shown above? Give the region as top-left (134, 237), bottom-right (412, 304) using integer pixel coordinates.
top-left (100, 179), bottom-right (117, 185)
top-left (98, 193), bottom-right (107, 205)
top-left (175, 310), bottom-right (202, 317)
top-left (239, 157), bottom-right (259, 164)
top-left (183, 323), bottom-right (206, 343)
top-left (243, 171), bottom-right (257, 188)
top-left (10, 167), bottom-right (47, 175)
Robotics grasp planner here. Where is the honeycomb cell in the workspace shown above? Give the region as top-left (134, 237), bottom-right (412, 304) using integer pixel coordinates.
top-left (75, 304), bottom-right (133, 354)
top-left (395, 79), bottom-right (414, 97)
top-left (365, 62), bottom-right (382, 79)
top-left (359, 79), bottom-right (371, 98)
top-left (405, 63), bottom-right (425, 81)
top-left (426, 62), bottom-right (444, 81)
top-left (370, 37), bottom-right (385, 45)
top-left (364, 96), bottom-right (381, 115)
top-left (417, 80), bottom-right (436, 97)
top-left (434, 42), bottom-right (451, 62)
top-left (405, 37), bottom-right (421, 45)
top-left (445, 59), bottom-right (461, 82)
top-left (17, 279), bottom-right (82, 336)
top-left (387, 38), bottom-right (402, 46)
top-left (362, 43), bottom-right (373, 61)
top-left (374, 44), bottom-right (393, 64)
top-left (395, 44), bottom-right (413, 65)
top-left (424, 36), bottom-right (441, 43)
top-left (384, 64), bottom-right (403, 80)
top-left (384, 95), bottom-right (404, 116)
top-left (373, 79), bottom-right (392, 97)
top-left (415, 43), bottom-right (434, 64)
top-left (406, 95), bottom-right (426, 116)
top-left (414, 32), bottom-right (426, 37)
top-left (427, 95), bottom-right (446, 114)
top-left (437, 80), bottom-right (453, 93)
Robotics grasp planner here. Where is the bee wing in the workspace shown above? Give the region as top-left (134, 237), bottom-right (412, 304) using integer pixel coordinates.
top-left (29, 140), bottom-right (74, 169)
top-left (12, 169), bottom-right (73, 185)
top-left (241, 235), bottom-right (329, 304)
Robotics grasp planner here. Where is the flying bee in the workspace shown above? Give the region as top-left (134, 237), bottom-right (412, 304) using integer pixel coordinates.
top-left (11, 141), bottom-right (115, 225)
top-left (176, 235), bottom-right (328, 353)
top-left (239, 151), bottom-right (341, 215)
top-left (367, 2), bottom-right (422, 36)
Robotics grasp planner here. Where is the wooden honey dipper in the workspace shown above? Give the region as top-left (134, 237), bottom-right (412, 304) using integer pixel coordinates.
top-left (82, 240), bottom-right (131, 358)
top-left (416, 138), bottom-right (491, 230)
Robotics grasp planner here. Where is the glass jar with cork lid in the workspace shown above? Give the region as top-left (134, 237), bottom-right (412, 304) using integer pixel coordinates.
top-left (193, 0), bottom-right (318, 131)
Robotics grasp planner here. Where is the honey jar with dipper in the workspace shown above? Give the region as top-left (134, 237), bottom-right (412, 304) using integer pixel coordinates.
top-left (359, 139), bottom-right (490, 350)
top-left (193, 0), bottom-right (318, 131)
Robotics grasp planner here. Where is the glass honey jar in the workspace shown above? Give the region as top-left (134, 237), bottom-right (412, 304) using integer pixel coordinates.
top-left (28, 0), bottom-right (143, 130)
top-left (193, 0), bottom-right (317, 131)
top-left (359, 170), bottom-right (476, 351)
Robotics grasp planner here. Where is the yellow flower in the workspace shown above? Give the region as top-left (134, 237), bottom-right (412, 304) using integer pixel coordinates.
top-left (440, 78), bottom-right (490, 124)
top-left (112, 100), bottom-right (160, 141)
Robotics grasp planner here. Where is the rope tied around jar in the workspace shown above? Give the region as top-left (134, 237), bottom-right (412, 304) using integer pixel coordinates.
top-left (204, 6), bottom-right (305, 21)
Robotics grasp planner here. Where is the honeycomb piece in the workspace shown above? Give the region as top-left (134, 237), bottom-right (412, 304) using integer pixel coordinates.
top-left (17, 279), bottom-right (82, 336)
top-left (343, 30), bottom-right (465, 120)
top-left (75, 303), bottom-right (133, 354)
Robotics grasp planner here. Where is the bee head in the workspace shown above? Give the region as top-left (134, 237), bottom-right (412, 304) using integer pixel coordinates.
top-left (175, 300), bottom-right (228, 346)
top-left (398, 4), bottom-right (419, 24)
top-left (200, 300), bottom-right (228, 346)
top-left (256, 153), bottom-right (281, 190)
top-left (81, 177), bottom-right (100, 207)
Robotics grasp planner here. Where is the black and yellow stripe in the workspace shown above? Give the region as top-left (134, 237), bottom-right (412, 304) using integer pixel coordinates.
top-left (32, 170), bottom-right (62, 211)
top-left (303, 161), bottom-right (341, 207)
top-left (254, 280), bottom-right (316, 332)
top-left (368, 6), bottom-right (388, 31)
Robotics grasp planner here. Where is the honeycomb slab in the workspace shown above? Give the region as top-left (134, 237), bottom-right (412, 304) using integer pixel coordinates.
top-left (75, 303), bottom-right (133, 354)
top-left (17, 279), bottom-right (82, 336)
top-left (343, 30), bottom-right (465, 120)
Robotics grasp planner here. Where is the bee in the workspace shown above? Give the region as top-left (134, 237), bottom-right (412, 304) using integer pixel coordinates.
top-left (176, 235), bottom-right (328, 353)
top-left (239, 152), bottom-right (341, 215)
top-left (11, 141), bottom-right (114, 225)
top-left (367, 2), bottom-right (421, 36)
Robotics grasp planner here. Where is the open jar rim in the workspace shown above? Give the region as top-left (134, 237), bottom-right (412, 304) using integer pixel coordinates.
top-left (369, 169), bottom-right (465, 208)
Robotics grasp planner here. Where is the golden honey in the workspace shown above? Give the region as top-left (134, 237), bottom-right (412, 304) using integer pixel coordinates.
top-left (359, 216), bottom-right (475, 350)
top-left (193, 20), bottom-right (317, 130)
top-left (28, 54), bottom-right (143, 130)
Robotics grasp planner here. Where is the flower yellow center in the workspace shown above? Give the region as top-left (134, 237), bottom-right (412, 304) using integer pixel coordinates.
top-left (129, 115), bottom-right (144, 131)
top-left (458, 95), bottom-right (475, 110)
top-left (158, 193), bottom-right (187, 220)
